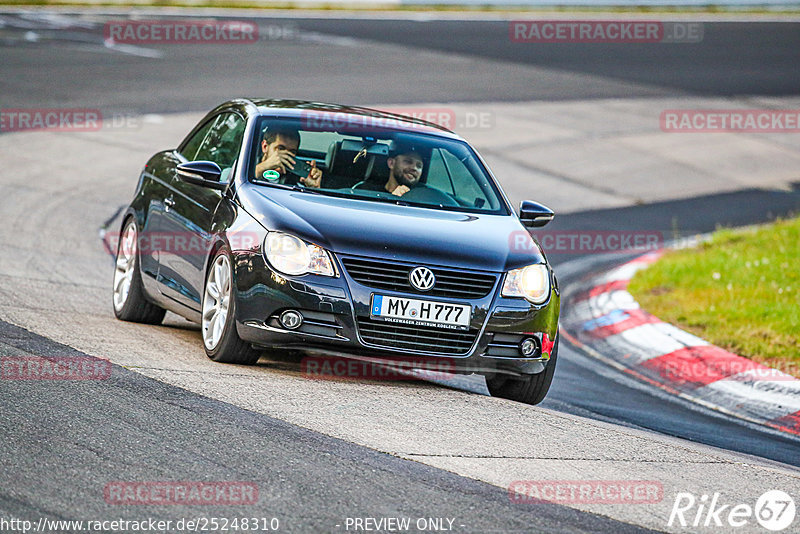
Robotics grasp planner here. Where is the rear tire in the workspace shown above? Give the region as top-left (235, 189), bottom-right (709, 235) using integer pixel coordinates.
top-left (112, 218), bottom-right (166, 325)
top-left (486, 335), bottom-right (559, 405)
top-left (202, 248), bottom-right (261, 365)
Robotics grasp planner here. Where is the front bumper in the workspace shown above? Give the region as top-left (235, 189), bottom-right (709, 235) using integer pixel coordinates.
top-left (232, 251), bottom-right (560, 377)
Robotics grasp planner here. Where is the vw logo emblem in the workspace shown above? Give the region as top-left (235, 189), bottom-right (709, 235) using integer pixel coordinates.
top-left (409, 266), bottom-right (435, 291)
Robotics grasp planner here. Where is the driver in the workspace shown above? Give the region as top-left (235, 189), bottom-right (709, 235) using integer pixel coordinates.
top-left (359, 144), bottom-right (424, 197)
top-left (254, 127), bottom-right (322, 188)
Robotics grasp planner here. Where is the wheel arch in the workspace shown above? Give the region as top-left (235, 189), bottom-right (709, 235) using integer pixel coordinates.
top-left (204, 236), bottom-right (231, 283)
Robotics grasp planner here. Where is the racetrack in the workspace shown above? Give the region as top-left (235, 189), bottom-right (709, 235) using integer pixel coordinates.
top-left (2, 10), bottom-right (800, 533)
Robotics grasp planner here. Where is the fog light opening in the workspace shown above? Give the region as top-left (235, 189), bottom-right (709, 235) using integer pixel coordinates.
top-left (519, 337), bottom-right (541, 358)
top-left (280, 310), bottom-right (303, 330)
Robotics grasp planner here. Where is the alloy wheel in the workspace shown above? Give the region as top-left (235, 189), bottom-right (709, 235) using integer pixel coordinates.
top-left (202, 253), bottom-right (232, 350)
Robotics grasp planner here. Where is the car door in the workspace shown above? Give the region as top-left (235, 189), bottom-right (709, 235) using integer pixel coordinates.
top-left (137, 152), bottom-right (183, 287)
top-left (158, 111), bottom-right (246, 312)
top-left (148, 116), bottom-right (216, 304)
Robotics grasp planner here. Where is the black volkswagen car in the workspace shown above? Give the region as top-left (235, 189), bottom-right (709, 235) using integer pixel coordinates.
top-left (112, 99), bottom-right (560, 404)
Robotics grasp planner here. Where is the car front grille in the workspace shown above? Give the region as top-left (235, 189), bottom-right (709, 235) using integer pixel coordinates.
top-left (356, 317), bottom-right (478, 355)
top-left (340, 257), bottom-right (497, 299)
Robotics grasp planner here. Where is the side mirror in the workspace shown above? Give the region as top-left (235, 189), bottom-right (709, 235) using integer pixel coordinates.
top-left (176, 161), bottom-right (226, 190)
top-left (519, 200), bottom-right (554, 228)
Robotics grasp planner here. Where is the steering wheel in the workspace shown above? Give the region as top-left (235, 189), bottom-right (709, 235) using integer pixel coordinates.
top-left (400, 185), bottom-right (459, 207)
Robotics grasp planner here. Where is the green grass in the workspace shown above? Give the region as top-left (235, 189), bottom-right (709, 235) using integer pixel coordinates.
top-left (628, 216), bottom-right (800, 377)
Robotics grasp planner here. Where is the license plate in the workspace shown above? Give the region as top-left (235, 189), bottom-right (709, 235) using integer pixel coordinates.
top-left (370, 295), bottom-right (471, 330)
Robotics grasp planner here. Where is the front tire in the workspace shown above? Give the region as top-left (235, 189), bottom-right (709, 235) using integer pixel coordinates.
top-left (112, 219), bottom-right (166, 324)
top-left (202, 248), bottom-right (261, 365)
top-left (486, 335), bottom-right (559, 405)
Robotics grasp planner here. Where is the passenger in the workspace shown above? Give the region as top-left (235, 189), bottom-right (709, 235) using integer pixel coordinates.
top-left (254, 127), bottom-right (322, 188)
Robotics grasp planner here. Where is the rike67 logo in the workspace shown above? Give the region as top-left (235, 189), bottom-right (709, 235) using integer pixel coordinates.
top-left (668, 490), bottom-right (795, 531)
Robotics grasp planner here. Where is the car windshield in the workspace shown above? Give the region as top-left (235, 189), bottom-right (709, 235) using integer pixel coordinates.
top-left (248, 115), bottom-right (507, 214)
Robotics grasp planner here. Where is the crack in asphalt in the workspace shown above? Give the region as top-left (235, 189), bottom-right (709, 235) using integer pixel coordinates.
top-left (403, 455), bottom-right (729, 463)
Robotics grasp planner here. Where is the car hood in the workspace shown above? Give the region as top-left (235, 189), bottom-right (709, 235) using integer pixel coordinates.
top-left (240, 187), bottom-right (545, 272)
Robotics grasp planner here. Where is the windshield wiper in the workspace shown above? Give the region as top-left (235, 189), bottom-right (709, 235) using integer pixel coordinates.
top-left (290, 184), bottom-right (321, 194)
top-left (349, 193), bottom-right (410, 207)
top-left (251, 178), bottom-right (321, 194)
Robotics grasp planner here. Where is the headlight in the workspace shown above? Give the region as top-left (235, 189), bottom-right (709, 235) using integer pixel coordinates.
top-left (502, 264), bottom-right (550, 304)
top-left (264, 232), bottom-right (335, 277)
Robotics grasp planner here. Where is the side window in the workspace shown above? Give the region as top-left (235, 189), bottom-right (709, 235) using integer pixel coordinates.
top-left (180, 119), bottom-right (215, 161)
top-left (195, 113), bottom-right (246, 173)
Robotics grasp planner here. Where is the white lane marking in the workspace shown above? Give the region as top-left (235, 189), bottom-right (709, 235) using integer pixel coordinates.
top-left (103, 39), bottom-right (163, 58)
top-left (587, 289), bottom-right (640, 316)
top-left (142, 114), bottom-right (165, 124)
top-left (694, 377), bottom-right (800, 420)
top-left (605, 322), bottom-right (710, 365)
top-left (0, 14), bottom-right (42, 29)
top-left (564, 298), bottom-right (593, 327)
top-left (3, 12), bottom-right (162, 58)
top-left (729, 367), bottom-right (800, 383)
top-left (296, 31), bottom-right (361, 47)
top-left (18, 11), bottom-right (96, 29)
top-left (594, 260), bottom-right (650, 284)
